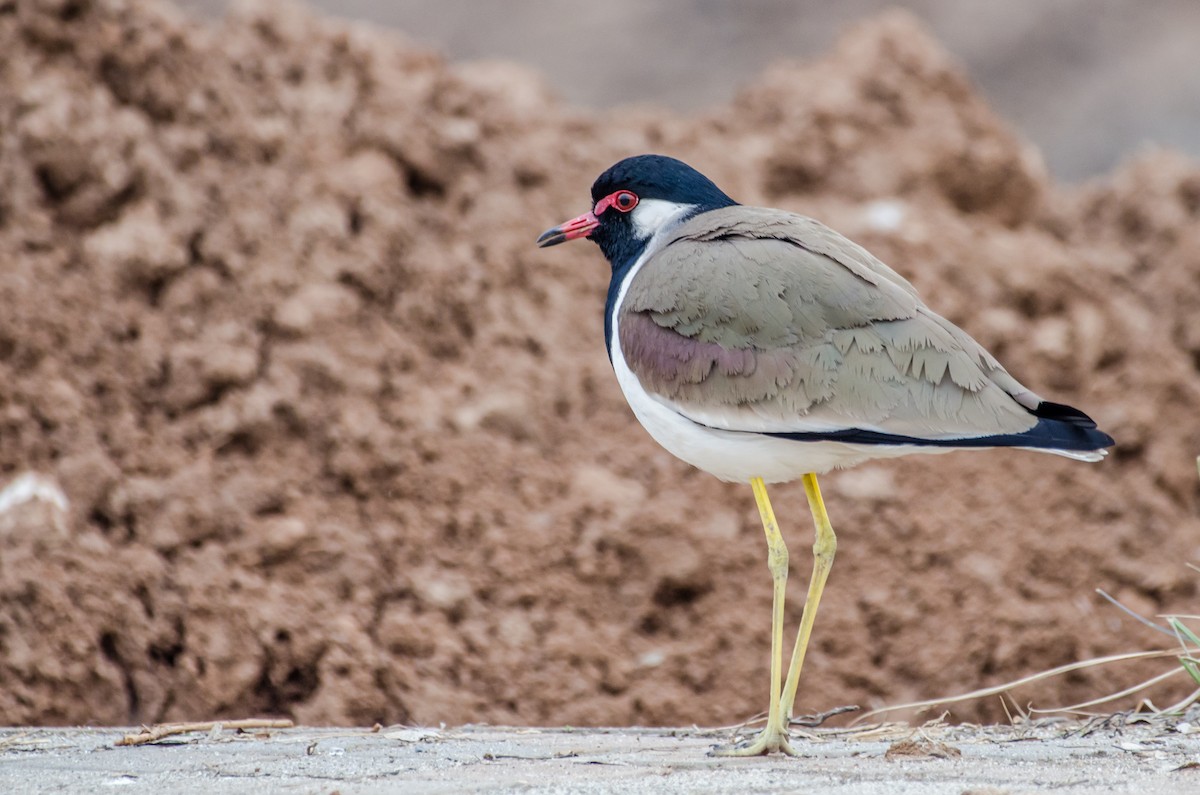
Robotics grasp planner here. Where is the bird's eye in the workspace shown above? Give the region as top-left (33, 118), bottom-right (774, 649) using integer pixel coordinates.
top-left (593, 189), bottom-right (640, 216)
top-left (614, 191), bottom-right (638, 212)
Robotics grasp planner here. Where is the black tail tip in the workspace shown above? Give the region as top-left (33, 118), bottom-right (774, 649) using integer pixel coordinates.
top-left (1033, 400), bottom-right (1099, 429)
top-left (1031, 401), bottom-right (1114, 451)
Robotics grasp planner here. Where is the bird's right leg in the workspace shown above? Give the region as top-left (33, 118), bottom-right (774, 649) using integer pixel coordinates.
top-left (779, 473), bottom-right (837, 724)
top-left (710, 476), bottom-right (798, 757)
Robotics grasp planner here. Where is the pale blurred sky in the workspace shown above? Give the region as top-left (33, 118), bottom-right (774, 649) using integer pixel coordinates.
top-left (177, 0), bottom-right (1200, 181)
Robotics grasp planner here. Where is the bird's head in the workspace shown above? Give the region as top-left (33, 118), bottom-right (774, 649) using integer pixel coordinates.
top-left (536, 155), bottom-right (737, 268)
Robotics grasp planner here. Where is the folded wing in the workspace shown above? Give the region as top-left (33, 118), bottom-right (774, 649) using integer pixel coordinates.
top-left (618, 207), bottom-right (1110, 452)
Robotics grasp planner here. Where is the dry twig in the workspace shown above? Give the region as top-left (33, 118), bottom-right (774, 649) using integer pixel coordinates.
top-left (790, 704), bottom-right (860, 728)
top-left (116, 719), bottom-right (294, 747)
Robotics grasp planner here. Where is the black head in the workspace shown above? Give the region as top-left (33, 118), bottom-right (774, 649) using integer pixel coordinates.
top-left (587, 155), bottom-right (738, 269)
top-left (588, 155), bottom-right (737, 209)
top-left (536, 154), bottom-right (738, 270)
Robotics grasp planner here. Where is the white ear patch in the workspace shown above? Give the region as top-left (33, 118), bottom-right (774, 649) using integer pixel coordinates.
top-left (630, 199), bottom-right (697, 239)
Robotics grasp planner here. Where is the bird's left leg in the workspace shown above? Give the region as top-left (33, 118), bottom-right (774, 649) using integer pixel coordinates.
top-left (711, 476), bottom-right (798, 757)
top-left (779, 472), bottom-right (837, 724)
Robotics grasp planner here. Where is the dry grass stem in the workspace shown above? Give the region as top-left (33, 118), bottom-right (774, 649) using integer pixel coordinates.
top-left (856, 650), bottom-right (1176, 723)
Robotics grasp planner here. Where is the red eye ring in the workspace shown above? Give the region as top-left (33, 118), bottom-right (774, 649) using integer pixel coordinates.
top-left (594, 189), bottom-right (639, 215)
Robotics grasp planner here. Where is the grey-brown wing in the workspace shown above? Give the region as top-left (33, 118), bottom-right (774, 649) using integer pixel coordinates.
top-left (618, 208), bottom-right (1040, 439)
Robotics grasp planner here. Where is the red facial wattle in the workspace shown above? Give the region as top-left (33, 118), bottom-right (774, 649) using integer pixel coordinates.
top-left (536, 190), bottom-right (640, 247)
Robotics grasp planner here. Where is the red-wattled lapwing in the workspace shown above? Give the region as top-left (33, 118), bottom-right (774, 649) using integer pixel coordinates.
top-left (537, 154), bottom-right (1113, 757)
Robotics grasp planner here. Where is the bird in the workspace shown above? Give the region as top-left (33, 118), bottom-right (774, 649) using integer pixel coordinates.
top-left (536, 154), bottom-right (1114, 757)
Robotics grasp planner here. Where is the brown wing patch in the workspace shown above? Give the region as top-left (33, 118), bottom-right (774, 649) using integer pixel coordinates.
top-left (619, 311), bottom-right (838, 407)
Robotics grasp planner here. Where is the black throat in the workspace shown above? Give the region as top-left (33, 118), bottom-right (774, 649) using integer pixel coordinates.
top-left (601, 246), bottom-right (645, 363)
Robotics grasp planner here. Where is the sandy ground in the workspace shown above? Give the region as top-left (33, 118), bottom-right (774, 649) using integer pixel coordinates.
top-left (4, 721), bottom-right (1200, 794)
top-left (3, 0), bottom-right (1200, 735)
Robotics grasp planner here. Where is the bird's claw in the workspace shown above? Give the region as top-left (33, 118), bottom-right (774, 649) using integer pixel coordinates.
top-left (709, 727), bottom-right (800, 757)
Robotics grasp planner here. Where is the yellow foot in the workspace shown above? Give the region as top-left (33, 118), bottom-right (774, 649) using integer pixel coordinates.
top-left (709, 726), bottom-right (799, 757)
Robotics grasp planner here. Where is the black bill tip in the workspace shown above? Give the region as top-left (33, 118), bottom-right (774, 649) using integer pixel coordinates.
top-left (536, 226), bottom-right (568, 248)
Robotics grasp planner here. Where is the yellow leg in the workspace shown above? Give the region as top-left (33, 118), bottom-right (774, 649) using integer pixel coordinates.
top-left (779, 473), bottom-right (837, 723)
top-left (711, 477), bottom-right (798, 757)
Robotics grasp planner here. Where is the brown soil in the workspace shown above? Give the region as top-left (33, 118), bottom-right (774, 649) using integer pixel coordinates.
top-left (1, 0), bottom-right (1198, 728)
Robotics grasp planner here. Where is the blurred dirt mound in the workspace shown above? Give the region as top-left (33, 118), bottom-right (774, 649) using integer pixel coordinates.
top-left (1, 1), bottom-right (1198, 727)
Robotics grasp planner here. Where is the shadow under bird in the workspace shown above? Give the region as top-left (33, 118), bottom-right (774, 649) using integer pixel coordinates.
top-left (537, 154), bottom-right (1114, 757)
